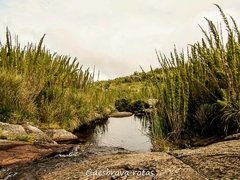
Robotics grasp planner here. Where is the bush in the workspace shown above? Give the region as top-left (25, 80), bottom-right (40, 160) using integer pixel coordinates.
top-left (115, 99), bottom-right (131, 112)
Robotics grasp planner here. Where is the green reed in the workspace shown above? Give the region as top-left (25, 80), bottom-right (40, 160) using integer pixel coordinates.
top-left (149, 5), bottom-right (240, 142)
top-left (0, 29), bottom-right (93, 130)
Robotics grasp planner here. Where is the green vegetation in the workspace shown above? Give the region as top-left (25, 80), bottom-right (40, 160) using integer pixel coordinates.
top-left (9, 134), bottom-right (35, 142)
top-left (0, 29), bottom-right (98, 130)
top-left (147, 5), bottom-right (240, 146)
top-left (0, 129), bottom-right (34, 142)
top-left (0, 29), bottom-right (149, 131)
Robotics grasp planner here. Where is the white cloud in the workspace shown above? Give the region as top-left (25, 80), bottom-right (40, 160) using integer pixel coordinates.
top-left (0, 0), bottom-right (240, 79)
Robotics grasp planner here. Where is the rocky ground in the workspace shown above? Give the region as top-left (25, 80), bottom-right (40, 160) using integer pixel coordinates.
top-left (1, 121), bottom-right (240, 179)
top-left (0, 137), bottom-right (240, 179)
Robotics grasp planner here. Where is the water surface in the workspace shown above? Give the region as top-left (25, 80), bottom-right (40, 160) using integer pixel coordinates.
top-left (82, 115), bottom-right (152, 152)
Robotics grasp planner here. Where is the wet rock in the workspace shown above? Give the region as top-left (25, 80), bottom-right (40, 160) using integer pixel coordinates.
top-left (108, 111), bottom-right (133, 118)
top-left (23, 125), bottom-right (56, 144)
top-left (171, 139), bottom-right (240, 179)
top-left (0, 139), bottom-right (73, 168)
top-left (0, 122), bottom-right (27, 138)
top-left (45, 129), bottom-right (78, 143)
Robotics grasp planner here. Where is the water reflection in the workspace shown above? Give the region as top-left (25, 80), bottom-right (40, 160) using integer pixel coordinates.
top-left (76, 115), bottom-right (152, 152)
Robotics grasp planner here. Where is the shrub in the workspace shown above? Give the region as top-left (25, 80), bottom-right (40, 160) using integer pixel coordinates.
top-left (115, 98), bottom-right (131, 112)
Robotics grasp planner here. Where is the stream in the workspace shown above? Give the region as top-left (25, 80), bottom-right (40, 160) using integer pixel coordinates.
top-left (1, 115), bottom-right (152, 179)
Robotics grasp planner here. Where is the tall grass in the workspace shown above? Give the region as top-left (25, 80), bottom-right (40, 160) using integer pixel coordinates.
top-left (0, 29), bottom-right (93, 130)
top-left (150, 5), bottom-right (240, 142)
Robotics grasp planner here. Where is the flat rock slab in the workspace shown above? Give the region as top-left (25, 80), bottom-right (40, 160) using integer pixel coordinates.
top-left (41, 152), bottom-right (204, 180)
top-left (172, 140), bottom-right (240, 179)
top-left (108, 112), bottom-right (133, 118)
top-left (0, 140), bottom-right (73, 168)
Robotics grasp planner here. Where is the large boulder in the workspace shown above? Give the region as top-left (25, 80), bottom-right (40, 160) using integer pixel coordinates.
top-left (23, 125), bottom-right (56, 144)
top-left (45, 129), bottom-right (78, 143)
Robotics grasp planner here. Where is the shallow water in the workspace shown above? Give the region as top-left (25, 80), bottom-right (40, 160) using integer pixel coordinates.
top-left (80, 115), bottom-right (152, 152)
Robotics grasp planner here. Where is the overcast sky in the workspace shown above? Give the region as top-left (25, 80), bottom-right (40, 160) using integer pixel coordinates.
top-left (0, 0), bottom-right (240, 79)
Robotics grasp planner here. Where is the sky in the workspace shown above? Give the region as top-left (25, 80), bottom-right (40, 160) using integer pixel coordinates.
top-left (0, 0), bottom-right (240, 80)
